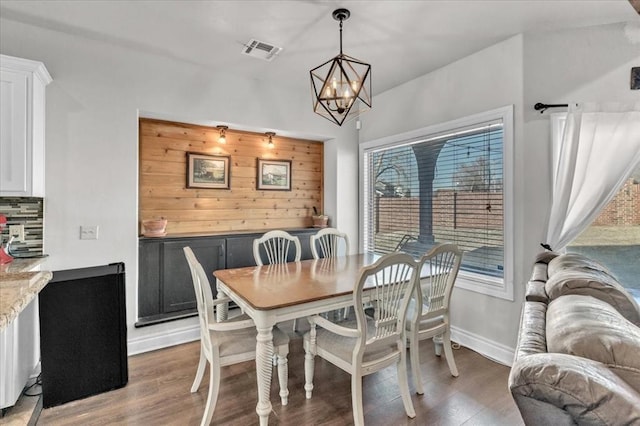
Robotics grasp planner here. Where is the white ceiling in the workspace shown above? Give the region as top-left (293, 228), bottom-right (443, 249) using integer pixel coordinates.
top-left (1, 0), bottom-right (638, 94)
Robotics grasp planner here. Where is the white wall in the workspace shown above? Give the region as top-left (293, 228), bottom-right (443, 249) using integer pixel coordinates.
top-left (324, 123), bottom-right (360, 252)
top-left (0, 17), bottom-right (359, 353)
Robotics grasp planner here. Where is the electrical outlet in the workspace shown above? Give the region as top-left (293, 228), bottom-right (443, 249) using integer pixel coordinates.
top-left (80, 225), bottom-right (99, 240)
top-left (9, 225), bottom-right (25, 242)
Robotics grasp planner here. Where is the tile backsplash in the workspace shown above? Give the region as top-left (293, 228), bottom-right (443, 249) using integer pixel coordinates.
top-left (0, 197), bottom-right (44, 256)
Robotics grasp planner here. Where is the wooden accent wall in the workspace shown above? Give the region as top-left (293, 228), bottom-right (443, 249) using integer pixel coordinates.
top-left (139, 119), bottom-right (323, 235)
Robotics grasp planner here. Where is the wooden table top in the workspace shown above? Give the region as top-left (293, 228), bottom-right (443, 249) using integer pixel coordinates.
top-left (214, 253), bottom-right (380, 310)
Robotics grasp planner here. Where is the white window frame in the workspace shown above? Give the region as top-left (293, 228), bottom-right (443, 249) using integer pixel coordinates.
top-left (359, 105), bottom-right (514, 300)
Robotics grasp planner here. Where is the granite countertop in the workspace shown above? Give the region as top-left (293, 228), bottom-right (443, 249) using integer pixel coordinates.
top-left (0, 258), bottom-right (52, 331)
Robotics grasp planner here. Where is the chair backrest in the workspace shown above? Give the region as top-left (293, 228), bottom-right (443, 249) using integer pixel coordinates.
top-left (352, 252), bottom-right (418, 358)
top-left (184, 247), bottom-right (216, 354)
top-left (416, 243), bottom-right (462, 318)
top-left (310, 228), bottom-right (350, 259)
top-left (253, 230), bottom-right (301, 266)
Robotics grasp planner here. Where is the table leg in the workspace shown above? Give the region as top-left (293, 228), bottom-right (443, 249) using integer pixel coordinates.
top-left (215, 280), bottom-right (228, 322)
top-left (255, 324), bottom-right (274, 426)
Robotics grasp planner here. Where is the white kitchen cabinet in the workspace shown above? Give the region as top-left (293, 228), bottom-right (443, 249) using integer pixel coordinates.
top-left (0, 54), bottom-right (52, 197)
top-left (0, 296), bottom-right (40, 410)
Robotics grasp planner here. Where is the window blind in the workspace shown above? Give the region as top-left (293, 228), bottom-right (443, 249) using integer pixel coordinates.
top-left (363, 119), bottom-right (504, 279)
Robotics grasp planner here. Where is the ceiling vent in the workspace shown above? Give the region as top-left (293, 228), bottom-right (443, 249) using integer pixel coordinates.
top-left (241, 39), bottom-right (283, 61)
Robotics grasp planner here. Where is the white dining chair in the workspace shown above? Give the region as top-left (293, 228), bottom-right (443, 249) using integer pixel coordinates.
top-left (184, 247), bottom-right (290, 426)
top-left (310, 227), bottom-right (350, 259)
top-left (253, 230), bottom-right (301, 266)
top-left (310, 227), bottom-right (351, 320)
top-left (303, 252), bottom-right (418, 425)
top-left (408, 243), bottom-right (462, 395)
top-left (253, 230), bottom-right (302, 330)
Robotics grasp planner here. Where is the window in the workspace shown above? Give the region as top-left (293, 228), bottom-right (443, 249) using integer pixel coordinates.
top-left (551, 113), bottom-right (640, 302)
top-left (360, 106), bottom-right (514, 300)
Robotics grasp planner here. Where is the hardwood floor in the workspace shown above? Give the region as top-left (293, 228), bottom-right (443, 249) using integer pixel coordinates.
top-left (38, 322), bottom-right (523, 425)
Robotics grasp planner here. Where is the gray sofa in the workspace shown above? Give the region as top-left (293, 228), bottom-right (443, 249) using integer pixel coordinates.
top-left (509, 252), bottom-right (640, 425)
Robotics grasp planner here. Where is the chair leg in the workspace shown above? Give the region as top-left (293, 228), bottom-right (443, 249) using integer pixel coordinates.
top-left (351, 374), bottom-right (365, 426)
top-left (201, 361), bottom-right (220, 426)
top-left (191, 346), bottom-right (206, 393)
top-left (409, 329), bottom-right (424, 395)
top-left (441, 329), bottom-right (459, 377)
top-left (342, 306), bottom-right (350, 320)
top-left (303, 345), bottom-right (315, 399)
top-left (433, 334), bottom-right (443, 356)
top-left (304, 318), bottom-right (316, 399)
top-left (276, 352), bottom-right (289, 405)
top-left (397, 346), bottom-right (416, 419)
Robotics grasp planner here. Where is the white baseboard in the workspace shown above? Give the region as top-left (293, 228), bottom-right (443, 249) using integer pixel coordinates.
top-left (451, 326), bottom-right (515, 366)
top-left (126, 322), bottom-right (515, 367)
top-left (127, 324), bottom-right (200, 356)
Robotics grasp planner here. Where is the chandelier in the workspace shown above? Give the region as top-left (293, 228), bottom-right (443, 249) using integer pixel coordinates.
top-left (310, 8), bottom-right (372, 126)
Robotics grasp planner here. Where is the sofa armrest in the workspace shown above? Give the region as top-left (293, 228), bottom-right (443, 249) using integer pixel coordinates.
top-left (514, 301), bottom-right (547, 359)
top-left (509, 353), bottom-right (640, 425)
top-left (530, 262), bottom-right (549, 283)
top-left (525, 281), bottom-right (548, 303)
top-left (534, 251), bottom-right (559, 264)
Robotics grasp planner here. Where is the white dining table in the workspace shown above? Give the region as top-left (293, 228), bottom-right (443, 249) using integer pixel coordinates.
top-left (213, 253), bottom-right (380, 426)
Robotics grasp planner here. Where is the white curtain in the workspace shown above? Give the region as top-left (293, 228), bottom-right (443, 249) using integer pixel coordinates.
top-left (544, 102), bottom-right (640, 251)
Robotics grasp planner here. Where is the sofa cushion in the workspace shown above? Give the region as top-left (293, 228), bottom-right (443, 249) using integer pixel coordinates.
top-left (547, 252), bottom-right (612, 277)
top-left (545, 268), bottom-right (640, 325)
top-left (547, 295), bottom-right (640, 392)
top-left (509, 353), bottom-right (640, 425)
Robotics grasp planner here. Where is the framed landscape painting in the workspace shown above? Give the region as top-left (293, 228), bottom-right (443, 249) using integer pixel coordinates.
top-left (187, 153), bottom-right (230, 189)
top-left (257, 158), bottom-right (291, 191)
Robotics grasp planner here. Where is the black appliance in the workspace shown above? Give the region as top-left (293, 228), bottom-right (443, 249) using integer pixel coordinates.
top-left (39, 262), bottom-right (128, 408)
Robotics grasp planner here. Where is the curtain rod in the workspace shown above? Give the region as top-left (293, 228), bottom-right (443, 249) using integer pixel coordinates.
top-left (534, 103), bottom-right (569, 113)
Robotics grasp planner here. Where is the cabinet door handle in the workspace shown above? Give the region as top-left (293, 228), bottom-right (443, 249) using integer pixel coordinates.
top-left (220, 243), bottom-right (226, 259)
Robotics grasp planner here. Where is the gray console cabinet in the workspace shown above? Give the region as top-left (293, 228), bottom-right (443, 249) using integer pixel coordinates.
top-left (137, 229), bottom-right (316, 326)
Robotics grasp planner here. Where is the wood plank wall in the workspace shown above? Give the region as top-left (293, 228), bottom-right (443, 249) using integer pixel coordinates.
top-left (139, 119), bottom-right (323, 235)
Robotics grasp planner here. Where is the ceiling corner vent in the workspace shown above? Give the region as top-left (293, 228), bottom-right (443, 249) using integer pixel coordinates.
top-left (241, 39), bottom-right (283, 62)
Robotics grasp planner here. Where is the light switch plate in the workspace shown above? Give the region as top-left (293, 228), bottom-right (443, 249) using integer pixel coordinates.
top-left (80, 225), bottom-right (99, 240)
top-left (9, 225), bottom-right (25, 242)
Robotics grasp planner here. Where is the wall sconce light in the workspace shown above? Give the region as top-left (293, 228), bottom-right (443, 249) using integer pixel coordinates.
top-left (265, 132), bottom-right (275, 149)
top-left (217, 125), bottom-right (228, 144)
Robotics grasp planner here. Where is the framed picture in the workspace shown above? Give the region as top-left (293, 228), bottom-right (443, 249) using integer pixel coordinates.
top-left (187, 153), bottom-right (230, 189)
top-left (257, 158), bottom-right (291, 191)
top-left (632, 67), bottom-right (640, 90)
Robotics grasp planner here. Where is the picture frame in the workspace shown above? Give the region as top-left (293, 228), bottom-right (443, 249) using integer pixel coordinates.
top-left (632, 67), bottom-right (640, 90)
top-left (256, 158), bottom-right (292, 191)
top-left (187, 153), bottom-right (230, 189)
